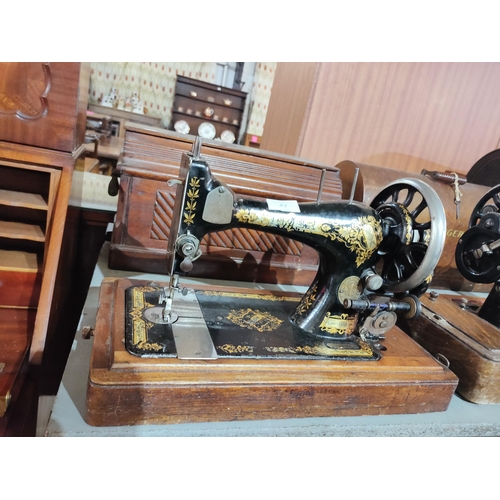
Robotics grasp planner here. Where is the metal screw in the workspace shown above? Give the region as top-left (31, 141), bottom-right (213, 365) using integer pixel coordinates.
top-left (429, 291), bottom-right (439, 301)
top-left (218, 186), bottom-right (225, 193)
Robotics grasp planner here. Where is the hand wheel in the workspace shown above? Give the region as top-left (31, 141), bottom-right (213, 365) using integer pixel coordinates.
top-left (456, 184), bottom-right (500, 283)
top-left (370, 178), bottom-right (446, 294)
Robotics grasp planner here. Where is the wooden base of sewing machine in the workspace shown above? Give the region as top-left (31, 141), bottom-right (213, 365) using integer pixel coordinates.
top-left (401, 292), bottom-right (500, 404)
top-left (84, 278), bottom-right (458, 426)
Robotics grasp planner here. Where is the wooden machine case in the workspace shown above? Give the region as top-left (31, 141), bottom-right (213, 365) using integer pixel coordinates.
top-left (400, 292), bottom-right (500, 404)
top-left (85, 278), bottom-right (458, 427)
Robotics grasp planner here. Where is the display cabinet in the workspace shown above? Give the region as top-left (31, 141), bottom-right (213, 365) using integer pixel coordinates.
top-left (171, 75), bottom-right (247, 144)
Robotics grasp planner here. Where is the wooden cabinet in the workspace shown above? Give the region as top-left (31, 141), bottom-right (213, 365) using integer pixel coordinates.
top-left (171, 76), bottom-right (247, 143)
top-left (0, 162), bottom-right (58, 308)
top-left (0, 62), bottom-right (90, 435)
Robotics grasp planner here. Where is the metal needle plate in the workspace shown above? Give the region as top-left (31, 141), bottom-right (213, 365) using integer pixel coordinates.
top-left (171, 289), bottom-right (218, 360)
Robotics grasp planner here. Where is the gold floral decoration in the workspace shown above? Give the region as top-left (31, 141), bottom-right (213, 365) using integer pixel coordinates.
top-left (319, 312), bottom-right (356, 335)
top-left (184, 177), bottom-right (200, 225)
top-left (235, 209), bottom-right (382, 267)
top-left (296, 284), bottom-right (318, 314)
top-left (227, 308), bottom-right (283, 332)
top-left (217, 344), bottom-right (255, 354)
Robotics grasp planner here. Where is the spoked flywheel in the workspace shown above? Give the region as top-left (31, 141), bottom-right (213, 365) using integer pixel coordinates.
top-left (456, 184), bottom-right (500, 283)
top-left (370, 178), bottom-right (446, 294)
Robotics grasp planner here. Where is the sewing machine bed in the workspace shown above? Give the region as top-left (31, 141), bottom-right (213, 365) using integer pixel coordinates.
top-left (124, 284), bottom-right (379, 361)
top-left (85, 278), bottom-right (458, 426)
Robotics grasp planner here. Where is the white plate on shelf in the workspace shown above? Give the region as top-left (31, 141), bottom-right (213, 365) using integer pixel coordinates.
top-left (174, 120), bottom-right (190, 134)
top-left (220, 129), bottom-right (236, 144)
top-left (198, 121), bottom-right (216, 140)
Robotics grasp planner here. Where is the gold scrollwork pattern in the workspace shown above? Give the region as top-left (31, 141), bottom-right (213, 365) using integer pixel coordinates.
top-left (227, 308), bottom-right (283, 332)
top-left (201, 291), bottom-right (299, 302)
top-left (130, 288), bottom-right (160, 348)
top-left (183, 177), bottom-right (200, 225)
top-left (264, 341), bottom-right (373, 357)
top-left (397, 203), bottom-right (413, 245)
top-left (136, 340), bottom-right (163, 351)
top-left (295, 284), bottom-right (318, 314)
top-left (235, 209), bottom-right (382, 266)
top-left (423, 229), bottom-right (431, 245)
top-left (319, 312), bottom-right (356, 335)
top-left (218, 344), bottom-right (255, 354)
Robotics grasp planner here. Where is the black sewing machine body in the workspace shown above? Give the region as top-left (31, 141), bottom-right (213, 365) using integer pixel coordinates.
top-left (123, 139), bottom-right (446, 362)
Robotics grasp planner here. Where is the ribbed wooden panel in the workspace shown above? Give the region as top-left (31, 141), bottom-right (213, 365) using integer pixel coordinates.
top-left (122, 130), bottom-right (343, 202)
top-left (266, 63), bottom-right (500, 176)
top-left (150, 191), bottom-right (174, 240)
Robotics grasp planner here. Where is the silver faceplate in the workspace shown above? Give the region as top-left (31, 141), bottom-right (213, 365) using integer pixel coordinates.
top-left (171, 289), bottom-right (218, 360)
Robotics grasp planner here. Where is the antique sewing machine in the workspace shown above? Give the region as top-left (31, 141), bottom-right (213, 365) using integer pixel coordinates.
top-left (84, 138), bottom-right (458, 426)
top-left (124, 138), bottom-right (446, 361)
top-left (403, 183), bottom-right (500, 403)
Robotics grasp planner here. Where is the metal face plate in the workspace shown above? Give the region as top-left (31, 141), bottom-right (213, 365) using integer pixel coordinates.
top-left (202, 187), bottom-right (233, 224)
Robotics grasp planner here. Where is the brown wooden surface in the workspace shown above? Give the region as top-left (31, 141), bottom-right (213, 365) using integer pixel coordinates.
top-left (263, 63), bottom-right (500, 176)
top-left (109, 124), bottom-right (342, 284)
top-left (85, 278), bottom-right (458, 426)
top-left (0, 63), bottom-right (90, 152)
top-left (0, 189), bottom-right (48, 210)
top-left (0, 270), bottom-right (42, 308)
top-left (0, 250), bottom-right (42, 307)
top-left (0, 308), bottom-right (36, 417)
top-left (400, 292), bottom-right (500, 404)
top-left (30, 165), bottom-right (74, 364)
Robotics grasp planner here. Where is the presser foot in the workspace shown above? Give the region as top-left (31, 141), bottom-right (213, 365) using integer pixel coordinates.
top-left (124, 285), bottom-right (382, 361)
